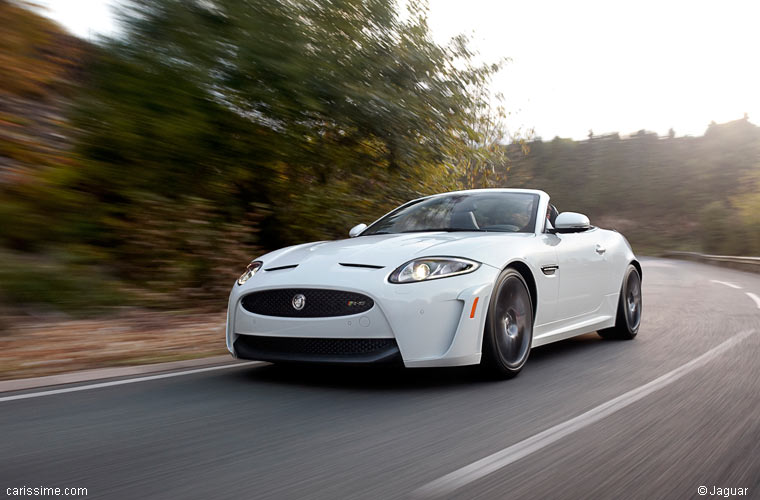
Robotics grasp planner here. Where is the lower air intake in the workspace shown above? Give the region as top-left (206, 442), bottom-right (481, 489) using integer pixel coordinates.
top-left (234, 335), bottom-right (400, 364)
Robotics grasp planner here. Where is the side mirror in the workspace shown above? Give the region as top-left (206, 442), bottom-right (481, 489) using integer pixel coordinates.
top-left (349, 223), bottom-right (367, 238)
top-left (554, 212), bottom-right (591, 233)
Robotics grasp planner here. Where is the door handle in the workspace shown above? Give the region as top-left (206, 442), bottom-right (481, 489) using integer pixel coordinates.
top-left (595, 245), bottom-right (606, 255)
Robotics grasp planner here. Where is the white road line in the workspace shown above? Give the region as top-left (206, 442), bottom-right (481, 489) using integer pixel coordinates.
top-left (0, 361), bottom-right (263, 403)
top-left (414, 329), bottom-right (756, 498)
top-left (746, 292), bottom-right (760, 309)
top-left (710, 280), bottom-right (742, 289)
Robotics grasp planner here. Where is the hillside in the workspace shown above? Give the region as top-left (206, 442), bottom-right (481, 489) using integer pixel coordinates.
top-left (504, 117), bottom-right (760, 254)
top-left (0, 0), bottom-right (87, 183)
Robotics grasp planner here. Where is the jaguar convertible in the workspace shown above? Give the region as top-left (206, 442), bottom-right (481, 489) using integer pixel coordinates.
top-left (226, 189), bottom-right (642, 378)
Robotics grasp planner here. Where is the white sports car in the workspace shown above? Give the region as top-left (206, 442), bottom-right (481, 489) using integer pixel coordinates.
top-left (226, 189), bottom-right (641, 378)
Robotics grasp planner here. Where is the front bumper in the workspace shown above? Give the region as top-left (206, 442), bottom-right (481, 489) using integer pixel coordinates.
top-left (226, 262), bottom-right (500, 367)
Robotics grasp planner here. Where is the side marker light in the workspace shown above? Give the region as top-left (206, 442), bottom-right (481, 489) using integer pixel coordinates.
top-left (470, 297), bottom-right (480, 319)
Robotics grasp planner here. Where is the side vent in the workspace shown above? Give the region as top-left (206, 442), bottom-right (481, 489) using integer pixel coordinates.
top-left (541, 265), bottom-right (559, 276)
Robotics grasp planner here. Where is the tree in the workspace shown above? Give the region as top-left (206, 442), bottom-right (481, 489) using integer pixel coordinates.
top-left (447, 77), bottom-right (532, 189)
top-left (51, 0), bottom-right (505, 300)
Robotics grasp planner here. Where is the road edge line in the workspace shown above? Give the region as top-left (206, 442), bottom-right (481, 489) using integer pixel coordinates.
top-left (0, 361), bottom-right (263, 402)
top-left (746, 292), bottom-right (760, 309)
top-left (414, 329), bottom-right (756, 498)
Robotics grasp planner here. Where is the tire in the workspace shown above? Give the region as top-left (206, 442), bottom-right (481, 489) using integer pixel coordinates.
top-left (598, 264), bottom-right (642, 340)
top-left (481, 268), bottom-right (534, 378)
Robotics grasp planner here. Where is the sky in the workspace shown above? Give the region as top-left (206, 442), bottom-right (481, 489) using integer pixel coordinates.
top-left (37, 0), bottom-right (760, 140)
top-left (37, 0), bottom-right (117, 41)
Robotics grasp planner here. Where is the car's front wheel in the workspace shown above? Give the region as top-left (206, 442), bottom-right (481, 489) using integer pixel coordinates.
top-left (481, 268), bottom-right (534, 378)
top-left (598, 264), bottom-right (641, 340)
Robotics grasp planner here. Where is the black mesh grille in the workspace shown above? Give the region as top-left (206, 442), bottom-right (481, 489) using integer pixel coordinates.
top-left (236, 336), bottom-right (396, 356)
top-left (240, 288), bottom-right (374, 317)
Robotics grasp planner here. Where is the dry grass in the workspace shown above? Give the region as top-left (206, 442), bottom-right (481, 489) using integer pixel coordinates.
top-left (0, 310), bottom-right (229, 380)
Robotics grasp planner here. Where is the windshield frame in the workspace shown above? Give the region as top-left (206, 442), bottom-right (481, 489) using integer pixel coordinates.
top-left (360, 191), bottom-right (542, 236)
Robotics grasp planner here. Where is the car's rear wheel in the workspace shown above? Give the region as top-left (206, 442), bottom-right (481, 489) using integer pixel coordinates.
top-left (481, 268), bottom-right (534, 378)
top-left (598, 264), bottom-right (641, 340)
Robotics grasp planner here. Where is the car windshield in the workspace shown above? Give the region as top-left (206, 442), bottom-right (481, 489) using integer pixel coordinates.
top-left (362, 192), bottom-right (540, 235)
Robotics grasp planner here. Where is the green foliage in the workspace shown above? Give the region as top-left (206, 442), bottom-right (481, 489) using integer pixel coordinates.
top-left (503, 118), bottom-right (760, 254)
top-left (1, 0), bottom-right (505, 312)
top-left (62, 0), bottom-right (504, 259)
top-left (699, 201), bottom-right (733, 254)
top-left (4, 0), bottom-right (760, 317)
top-left (0, 250), bottom-right (129, 314)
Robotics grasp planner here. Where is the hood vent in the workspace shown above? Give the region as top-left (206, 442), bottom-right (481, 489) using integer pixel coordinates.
top-left (265, 264), bottom-right (299, 272)
top-left (339, 263), bottom-right (385, 269)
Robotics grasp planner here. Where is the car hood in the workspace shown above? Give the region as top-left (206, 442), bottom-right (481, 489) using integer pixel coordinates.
top-left (257, 232), bottom-right (536, 270)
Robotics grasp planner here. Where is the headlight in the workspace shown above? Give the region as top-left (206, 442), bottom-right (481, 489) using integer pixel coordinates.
top-left (389, 257), bottom-right (480, 283)
top-left (237, 260), bottom-right (263, 285)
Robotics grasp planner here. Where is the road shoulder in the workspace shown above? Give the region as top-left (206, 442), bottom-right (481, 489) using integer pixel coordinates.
top-left (0, 354), bottom-right (239, 393)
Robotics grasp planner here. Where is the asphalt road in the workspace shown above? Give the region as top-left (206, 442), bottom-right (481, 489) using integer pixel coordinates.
top-left (1, 258), bottom-right (759, 500)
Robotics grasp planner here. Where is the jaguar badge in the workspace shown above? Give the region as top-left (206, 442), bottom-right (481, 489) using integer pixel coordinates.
top-left (292, 294), bottom-right (306, 310)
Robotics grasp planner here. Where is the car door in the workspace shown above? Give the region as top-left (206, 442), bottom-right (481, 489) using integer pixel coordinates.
top-left (554, 227), bottom-right (610, 321)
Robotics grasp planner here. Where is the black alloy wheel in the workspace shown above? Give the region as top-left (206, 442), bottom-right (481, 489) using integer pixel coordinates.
top-left (482, 268), bottom-right (534, 378)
